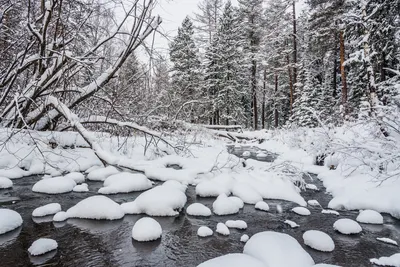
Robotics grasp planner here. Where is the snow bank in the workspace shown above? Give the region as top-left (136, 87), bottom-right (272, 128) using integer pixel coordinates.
top-left (186, 203), bottom-right (211, 217)
top-left (99, 172), bottom-right (152, 194)
top-left (356, 210), bottom-right (383, 224)
top-left (195, 174), bottom-right (233, 197)
top-left (216, 223), bottom-right (230, 235)
top-left (197, 253), bottom-right (266, 267)
top-left (225, 220), bottom-right (247, 230)
top-left (32, 203), bottom-right (61, 217)
top-left (121, 183), bottom-right (187, 216)
top-left (243, 231), bottom-right (315, 267)
top-left (0, 177), bottom-right (13, 189)
top-left (73, 183), bottom-right (89, 192)
top-left (333, 219), bottom-right (362, 235)
top-left (132, 217), bottom-right (162, 242)
top-left (32, 177), bottom-right (76, 194)
top-left (0, 209), bottom-right (23, 234)
top-left (377, 237), bottom-right (398, 246)
top-left (67, 196), bottom-right (124, 220)
top-left (303, 230), bottom-right (335, 252)
top-left (255, 201), bottom-right (269, 211)
top-left (64, 172), bottom-right (85, 183)
top-left (284, 220), bottom-right (300, 228)
top-left (213, 194), bottom-right (241, 215)
top-left (28, 238), bottom-right (58, 256)
top-left (232, 182), bottom-right (263, 204)
top-left (322, 209), bottom-right (339, 216)
top-left (197, 226), bottom-right (213, 237)
top-left (292, 207), bottom-right (311, 216)
top-left (87, 166), bottom-right (119, 181)
top-left (370, 253), bottom-right (400, 266)
top-left (53, 211), bottom-right (68, 222)
top-left (241, 234), bottom-right (249, 243)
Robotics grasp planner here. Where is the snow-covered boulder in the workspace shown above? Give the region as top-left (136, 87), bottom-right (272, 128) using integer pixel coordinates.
top-left (232, 182), bottom-right (263, 204)
top-left (28, 238), bottom-right (58, 256)
top-left (256, 152), bottom-right (268, 158)
top-left (186, 203), bottom-right (211, 217)
top-left (73, 183), bottom-right (89, 192)
top-left (85, 165), bottom-right (101, 174)
top-left (53, 211), bottom-right (68, 222)
top-left (213, 194), bottom-right (242, 215)
top-left (370, 253), bottom-right (400, 266)
top-left (0, 209), bottom-right (23, 234)
top-left (322, 209), bottom-right (339, 216)
top-left (198, 253), bottom-right (266, 267)
top-left (197, 226), bottom-right (213, 237)
top-left (255, 201), bottom-right (269, 211)
top-left (292, 207), bottom-right (311, 216)
top-left (216, 223), bottom-right (230, 235)
top-left (376, 237), bottom-right (398, 246)
top-left (313, 264), bottom-right (341, 267)
top-left (32, 177), bottom-right (76, 194)
top-left (225, 220), bottom-right (247, 230)
top-left (333, 218), bottom-right (362, 235)
top-left (356, 210), bottom-right (383, 225)
top-left (121, 183), bottom-right (187, 216)
top-left (230, 196), bottom-right (244, 209)
top-left (195, 174), bottom-right (233, 197)
top-left (67, 196), bottom-right (124, 220)
top-left (308, 200), bottom-right (320, 207)
top-left (242, 151), bottom-right (251, 157)
top-left (98, 172), bottom-right (152, 194)
top-left (162, 180), bottom-right (187, 193)
top-left (241, 234), bottom-right (250, 243)
top-left (284, 220), bottom-right (300, 228)
top-left (306, 184), bottom-right (319, 191)
top-left (64, 172), bottom-right (85, 184)
top-left (132, 217), bottom-right (162, 242)
top-left (32, 203), bottom-right (61, 217)
top-left (87, 166), bottom-right (119, 181)
top-left (243, 231), bottom-right (315, 267)
top-left (0, 177), bottom-right (13, 189)
top-left (303, 230), bottom-right (335, 252)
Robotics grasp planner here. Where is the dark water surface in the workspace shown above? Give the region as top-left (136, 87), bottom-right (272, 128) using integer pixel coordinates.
top-left (0, 146), bottom-right (399, 267)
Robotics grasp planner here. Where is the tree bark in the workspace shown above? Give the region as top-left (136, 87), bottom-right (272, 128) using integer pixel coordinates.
top-left (252, 59), bottom-right (258, 130)
top-left (292, 1), bottom-right (297, 97)
top-left (287, 39), bottom-right (294, 114)
top-left (274, 73), bottom-right (279, 128)
top-left (262, 68), bottom-right (266, 129)
top-left (339, 30), bottom-right (348, 113)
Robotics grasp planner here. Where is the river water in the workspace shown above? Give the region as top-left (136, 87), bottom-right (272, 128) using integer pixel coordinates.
top-left (0, 146), bottom-right (399, 267)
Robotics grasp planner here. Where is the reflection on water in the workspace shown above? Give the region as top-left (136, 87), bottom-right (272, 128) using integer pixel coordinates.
top-left (29, 249), bottom-right (57, 266)
top-left (68, 218), bottom-right (123, 234)
top-left (0, 227), bottom-right (21, 247)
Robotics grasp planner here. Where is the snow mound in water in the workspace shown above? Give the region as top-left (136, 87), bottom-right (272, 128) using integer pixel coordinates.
top-left (230, 196), bottom-right (244, 208)
top-left (256, 152), bottom-right (268, 158)
top-left (53, 211), bottom-right (68, 222)
top-left (67, 195), bottom-right (124, 220)
top-left (232, 182), bottom-right (263, 204)
top-left (284, 220), bottom-right (300, 228)
top-left (32, 203), bottom-right (61, 217)
top-left (213, 194), bottom-right (242, 215)
top-left (186, 203), bottom-right (211, 217)
top-left (356, 210), bottom-right (383, 224)
top-left (0, 209), bottom-right (23, 234)
top-left (132, 217), bottom-right (162, 242)
top-left (314, 264), bottom-right (341, 267)
top-left (162, 180), bottom-right (187, 192)
top-left (216, 223), bottom-right (230, 235)
top-left (292, 207), bottom-right (311, 216)
top-left (308, 200), bottom-right (320, 207)
top-left (255, 201), bottom-right (269, 211)
top-left (225, 220), bottom-right (247, 229)
top-left (306, 184), bottom-right (319, 191)
top-left (121, 183), bottom-right (187, 216)
top-left (32, 177), bottom-right (76, 194)
top-left (303, 230), bottom-right (335, 252)
top-left (98, 172), bottom-right (152, 194)
top-left (242, 151), bottom-right (251, 157)
top-left (322, 209), bottom-right (339, 215)
top-left (197, 226), bottom-right (213, 237)
top-left (241, 234), bottom-right (249, 243)
top-left (243, 231), bottom-right (315, 267)
top-left (87, 166), bottom-right (119, 181)
top-left (85, 165), bottom-right (101, 173)
top-left (198, 253), bottom-right (266, 267)
top-left (376, 237), bottom-right (398, 246)
top-left (28, 238), bottom-right (58, 256)
top-left (73, 183), bottom-right (89, 192)
top-left (370, 253), bottom-right (400, 266)
top-left (195, 174), bottom-right (233, 197)
top-left (64, 172), bottom-right (85, 183)
top-left (0, 177), bottom-right (13, 189)
top-left (333, 218), bottom-right (362, 235)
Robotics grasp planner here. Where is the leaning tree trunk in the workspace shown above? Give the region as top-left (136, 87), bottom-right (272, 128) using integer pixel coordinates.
top-left (339, 30), bottom-right (348, 114)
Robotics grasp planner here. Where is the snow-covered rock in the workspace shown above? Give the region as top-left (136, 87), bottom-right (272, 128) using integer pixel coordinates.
top-left (67, 196), bottom-right (124, 220)
top-left (73, 183), bottom-right (89, 192)
top-left (28, 238), bottom-right (58, 256)
top-left (241, 234), bottom-right (250, 243)
top-left (216, 223), bottom-right (230, 235)
top-left (195, 174), bottom-right (233, 197)
top-left (230, 196), bottom-right (244, 209)
top-left (242, 151), bottom-right (251, 157)
top-left (32, 203), bottom-right (61, 217)
top-left (333, 218), bottom-right (362, 235)
top-left (98, 172), bottom-right (152, 194)
top-left (356, 210), bottom-right (383, 224)
top-left (322, 209), bottom-right (339, 216)
top-left (243, 231), bottom-right (315, 267)
top-left (121, 183), bottom-right (187, 216)
top-left (292, 207), bottom-right (311, 216)
top-left (313, 264), bottom-right (341, 267)
top-left (197, 226), bottom-right (213, 237)
top-left (0, 177), bottom-right (13, 189)
top-left (255, 201), bottom-right (269, 211)
top-left (186, 203), bottom-right (211, 217)
top-left (132, 217), bottom-right (162, 242)
top-left (87, 166), bottom-right (119, 181)
top-left (303, 230), bottom-right (335, 252)
top-left (370, 253), bottom-right (400, 266)
top-left (198, 253), bottom-right (266, 267)
top-left (0, 209), bottom-right (23, 234)
top-left (32, 177), bottom-right (76, 194)
top-left (85, 165), bottom-right (101, 173)
top-left (376, 237), bottom-right (398, 246)
top-left (64, 172), bottom-right (85, 183)
top-left (306, 184), bottom-right (319, 191)
top-left (232, 182), bottom-right (263, 204)
top-left (225, 220), bottom-right (247, 230)
top-left (284, 220), bottom-right (300, 228)
top-left (162, 180), bottom-right (187, 193)
top-left (213, 194), bottom-right (241, 215)
top-left (308, 200), bottom-right (320, 207)
top-left (53, 211), bottom-right (68, 222)
top-left (256, 152), bottom-right (268, 158)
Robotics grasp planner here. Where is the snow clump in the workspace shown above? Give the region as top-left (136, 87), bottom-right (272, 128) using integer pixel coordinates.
top-left (213, 194), bottom-right (242, 215)
top-left (66, 195), bottom-right (124, 220)
top-left (240, 234), bottom-right (250, 243)
top-left (303, 230), bottom-right (335, 252)
top-left (0, 177), bottom-right (13, 189)
top-left (186, 203), bottom-right (211, 217)
top-left (198, 254), bottom-right (266, 267)
top-left (132, 217), bottom-right (162, 242)
top-left (197, 226), bottom-right (213, 237)
top-left (0, 209), bottom-right (23, 234)
top-left (216, 223), bottom-right (230, 235)
top-left (73, 183), bottom-right (89, 192)
top-left (370, 253), bottom-right (400, 266)
top-left (333, 218), bottom-right (362, 235)
top-left (32, 203), bottom-right (61, 217)
top-left (292, 207), bottom-right (311, 216)
top-left (32, 177), bottom-right (76, 194)
top-left (255, 201), bottom-right (269, 211)
top-left (225, 220), bottom-right (247, 230)
top-left (98, 172), bottom-right (152, 194)
top-left (356, 210), bottom-right (383, 224)
top-left (28, 238), bottom-right (58, 256)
